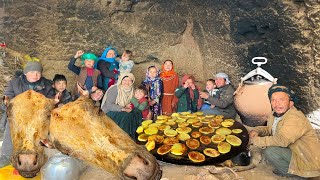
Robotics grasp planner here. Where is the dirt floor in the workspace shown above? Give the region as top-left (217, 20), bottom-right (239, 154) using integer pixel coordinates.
top-left (1, 140), bottom-right (317, 180)
top-left (78, 159), bottom-right (309, 180)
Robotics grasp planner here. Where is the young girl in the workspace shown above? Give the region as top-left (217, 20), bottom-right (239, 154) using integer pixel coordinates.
top-left (201, 79), bottom-right (218, 110)
top-left (160, 60), bottom-right (179, 115)
top-left (141, 66), bottom-right (163, 119)
top-left (68, 50), bottom-right (101, 99)
top-left (175, 74), bottom-right (200, 113)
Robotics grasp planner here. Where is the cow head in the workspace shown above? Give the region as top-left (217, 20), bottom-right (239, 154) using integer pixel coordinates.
top-left (7, 90), bottom-right (55, 177)
top-left (49, 97), bottom-right (162, 180)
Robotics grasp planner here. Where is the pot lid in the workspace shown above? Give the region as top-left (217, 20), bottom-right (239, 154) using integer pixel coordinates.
top-left (241, 57), bottom-right (277, 83)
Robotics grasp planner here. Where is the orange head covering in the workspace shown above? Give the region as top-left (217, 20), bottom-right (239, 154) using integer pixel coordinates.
top-left (160, 60), bottom-right (176, 78)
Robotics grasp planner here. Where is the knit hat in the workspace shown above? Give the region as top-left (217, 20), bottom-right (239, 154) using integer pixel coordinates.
top-left (23, 61), bottom-right (43, 74)
top-left (214, 72), bottom-right (230, 84)
top-left (268, 84), bottom-right (297, 103)
top-left (81, 53), bottom-right (98, 62)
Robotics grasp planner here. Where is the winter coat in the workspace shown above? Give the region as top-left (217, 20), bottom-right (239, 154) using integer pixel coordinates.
top-left (4, 74), bottom-right (54, 99)
top-left (54, 89), bottom-right (73, 106)
top-left (252, 107), bottom-right (320, 178)
top-left (206, 84), bottom-right (236, 119)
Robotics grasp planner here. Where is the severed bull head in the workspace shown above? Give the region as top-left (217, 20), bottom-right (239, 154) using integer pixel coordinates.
top-left (49, 96), bottom-right (162, 180)
top-left (7, 90), bottom-right (55, 178)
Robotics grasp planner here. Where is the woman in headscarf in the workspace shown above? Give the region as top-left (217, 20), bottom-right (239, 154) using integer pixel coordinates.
top-left (160, 60), bottom-right (179, 115)
top-left (97, 46), bottom-right (119, 91)
top-left (199, 72), bottom-right (236, 119)
top-left (175, 74), bottom-right (201, 113)
top-left (101, 73), bottom-right (142, 139)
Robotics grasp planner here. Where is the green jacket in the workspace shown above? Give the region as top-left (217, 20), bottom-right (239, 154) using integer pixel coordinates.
top-left (175, 86), bottom-right (199, 112)
top-left (253, 107), bottom-right (320, 177)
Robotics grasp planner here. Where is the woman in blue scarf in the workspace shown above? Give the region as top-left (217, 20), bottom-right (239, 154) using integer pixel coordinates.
top-left (97, 46), bottom-right (119, 90)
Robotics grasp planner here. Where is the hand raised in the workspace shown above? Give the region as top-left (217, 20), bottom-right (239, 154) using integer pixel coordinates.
top-left (74, 50), bottom-right (84, 58)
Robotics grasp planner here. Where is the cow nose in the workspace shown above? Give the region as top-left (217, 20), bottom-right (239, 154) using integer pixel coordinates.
top-left (123, 154), bottom-right (162, 180)
top-left (17, 154), bottom-right (38, 170)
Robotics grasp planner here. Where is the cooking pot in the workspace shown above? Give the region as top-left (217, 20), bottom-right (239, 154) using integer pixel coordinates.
top-left (41, 153), bottom-right (85, 180)
top-left (234, 57), bottom-right (277, 127)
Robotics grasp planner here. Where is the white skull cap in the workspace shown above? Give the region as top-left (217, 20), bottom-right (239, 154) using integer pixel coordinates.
top-left (214, 72), bottom-right (230, 84)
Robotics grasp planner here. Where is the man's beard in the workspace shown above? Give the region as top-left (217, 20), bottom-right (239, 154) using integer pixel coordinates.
top-left (273, 108), bottom-right (290, 117)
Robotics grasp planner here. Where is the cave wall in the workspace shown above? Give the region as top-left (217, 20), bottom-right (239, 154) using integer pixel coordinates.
top-left (0, 0), bottom-right (319, 114)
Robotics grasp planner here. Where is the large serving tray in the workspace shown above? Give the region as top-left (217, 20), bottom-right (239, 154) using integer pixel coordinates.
top-left (137, 117), bottom-right (249, 165)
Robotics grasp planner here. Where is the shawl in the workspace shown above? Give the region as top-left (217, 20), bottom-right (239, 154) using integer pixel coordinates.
top-left (160, 60), bottom-right (176, 78)
top-left (115, 73), bottom-right (135, 107)
top-left (181, 74), bottom-right (197, 100)
top-left (142, 66), bottom-right (162, 100)
top-left (98, 46), bottom-right (118, 63)
top-left (181, 74), bottom-right (202, 108)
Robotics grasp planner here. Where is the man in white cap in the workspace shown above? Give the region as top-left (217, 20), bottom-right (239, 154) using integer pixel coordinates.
top-left (199, 72), bottom-right (236, 119)
top-left (0, 61), bottom-right (54, 167)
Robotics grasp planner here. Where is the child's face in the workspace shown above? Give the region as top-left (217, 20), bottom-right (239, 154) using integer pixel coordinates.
top-left (84, 60), bottom-right (95, 68)
top-left (134, 89), bottom-right (145, 100)
top-left (184, 79), bottom-right (193, 87)
top-left (206, 81), bottom-right (216, 91)
top-left (163, 61), bottom-right (173, 71)
top-left (148, 67), bottom-right (158, 79)
top-left (53, 80), bottom-right (67, 92)
top-left (106, 50), bottom-right (116, 58)
top-left (121, 53), bottom-right (129, 62)
top-left (25, 71), bottom-right (41, 83)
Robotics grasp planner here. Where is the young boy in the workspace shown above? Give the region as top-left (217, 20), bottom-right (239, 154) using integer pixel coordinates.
top-left (201, 79), bottom-right (219, 110)
top-left (130, 85), bottom-right (149, 119)
top-left (52, 74), bottom-right (73, 107)
top-left (68, 50), bottom-right (102, 99)
top-left (119, 50), bottom-right (134, 74)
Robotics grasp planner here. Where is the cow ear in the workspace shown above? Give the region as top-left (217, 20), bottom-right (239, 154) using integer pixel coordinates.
top-left (40, 139), bottom-right (55, 149)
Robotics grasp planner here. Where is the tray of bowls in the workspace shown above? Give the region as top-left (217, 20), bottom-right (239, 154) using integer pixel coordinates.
top-left (136, 112), bottom-right (249, 165)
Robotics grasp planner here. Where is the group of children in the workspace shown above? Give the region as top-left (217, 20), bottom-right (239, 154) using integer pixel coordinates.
top-left (51, 47), bottom-right (220, 120)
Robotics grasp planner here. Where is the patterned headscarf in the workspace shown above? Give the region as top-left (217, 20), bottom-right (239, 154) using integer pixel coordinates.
top-left (215, 72), bottom-right (231, 85)
top-left (143, 66), bottom-right (162, 100)
top-left (116, 73), bottom-right (135, 107)
top-left (160, 60), bottom-right (176, 78)
top-left (98, 46), bottom-right (118, 63)
top-left (268, 84), bottom-right (297, 103)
